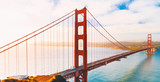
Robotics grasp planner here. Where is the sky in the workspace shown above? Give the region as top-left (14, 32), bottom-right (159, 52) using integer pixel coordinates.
top-left (0, 0), bottom-right (160, 46)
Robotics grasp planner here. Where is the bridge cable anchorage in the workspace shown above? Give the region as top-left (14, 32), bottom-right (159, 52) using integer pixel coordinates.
top-left (86, 9), bottom-right (130, 50)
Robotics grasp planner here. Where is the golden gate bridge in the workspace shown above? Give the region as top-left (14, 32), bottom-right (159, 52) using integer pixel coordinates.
top-left (0, 7), bottom-right (153, 82)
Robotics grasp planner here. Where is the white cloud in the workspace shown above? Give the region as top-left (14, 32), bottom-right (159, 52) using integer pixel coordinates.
top-left (95, 0), bottom-right (160, 41)
top-left (0, 0), bottom-right (160, 46)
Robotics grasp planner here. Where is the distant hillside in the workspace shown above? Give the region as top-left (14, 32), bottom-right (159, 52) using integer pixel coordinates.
top-left (95, 41), bottom-right (160, 50)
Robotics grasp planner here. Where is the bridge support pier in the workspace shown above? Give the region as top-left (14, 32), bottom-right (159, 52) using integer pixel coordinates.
top-left (74, 7), bottom-right (87, 82)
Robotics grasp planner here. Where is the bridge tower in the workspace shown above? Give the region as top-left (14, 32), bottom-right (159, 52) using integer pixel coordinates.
top-left (147, 34), bottom-right (152, 55)
top-left (74, 7), bottom-right (87, 82)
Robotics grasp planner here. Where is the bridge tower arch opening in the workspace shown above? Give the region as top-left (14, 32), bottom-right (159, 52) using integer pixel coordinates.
top-left (74, 7), bottom-right (87, 82)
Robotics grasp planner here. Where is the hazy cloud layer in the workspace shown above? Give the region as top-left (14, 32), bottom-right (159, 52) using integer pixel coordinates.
top-left (0, 0), bottom-right (160, 46)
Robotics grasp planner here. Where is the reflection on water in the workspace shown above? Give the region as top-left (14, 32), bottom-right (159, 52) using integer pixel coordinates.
top-left (119, 55), bottom-right (152, 82)
top-left (142, 55), bottom-right (152, 71)
top-left (86, 51), bottom-right (160, 82)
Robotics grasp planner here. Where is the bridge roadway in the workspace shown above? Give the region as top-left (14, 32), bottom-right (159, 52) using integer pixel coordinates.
top-left (53, 48), bottom-right (152, 79)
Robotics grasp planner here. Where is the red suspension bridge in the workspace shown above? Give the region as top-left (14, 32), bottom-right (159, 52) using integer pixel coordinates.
top-left (0, 7), bottom-right (153, 82)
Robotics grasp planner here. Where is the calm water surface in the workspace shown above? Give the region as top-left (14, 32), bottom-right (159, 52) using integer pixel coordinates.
top-left (69, 50), bottom-right (160, 82)
top-left (88, 50), bottom-right (160, 82)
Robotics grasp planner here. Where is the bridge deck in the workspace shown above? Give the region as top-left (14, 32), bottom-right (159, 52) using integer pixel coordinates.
top-left (53, 48), bottom-right (151, 79)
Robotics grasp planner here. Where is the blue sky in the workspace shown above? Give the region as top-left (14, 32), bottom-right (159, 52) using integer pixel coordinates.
top-left (116, 0), bottom-right (134, 10)
top-left (157, 3), bottom-right (160, 7)
top-left (0, 0), bottom-right (160, 46)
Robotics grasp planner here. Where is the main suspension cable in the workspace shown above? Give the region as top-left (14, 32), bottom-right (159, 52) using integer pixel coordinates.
top-left (87, 20), bottom-right (123, 49)
top-left (87, 9), bottom-right (130, 50)
top-left (0, 10), bottom-right (75, 50)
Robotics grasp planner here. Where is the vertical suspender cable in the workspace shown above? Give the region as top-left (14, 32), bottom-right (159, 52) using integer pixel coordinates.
top-left (34, 36), bottom-right (37, 75)
top-left (16, 45), bottom-right (17, 75)
top-left (62, 22), bottom-right (64, 70)
top-left (59, 24), bottom-right (60, 71)
top-left (94, 23), bottom-right (95, 62)
top-left (88, 14), bottom-right (90, 63)
top-left (92, 24), bottom-right (94, 61)
top-left (105, 41), bottom-right (106, 58)
top-left (53, 27), bottom-right (55, 73)
top-left (94, 22), bottom-right (96, 61)
top-left (95, 22), bottom-right (97, 60)
top-left (48, 31), bottom-right (50, 74)
top-left (87, 9), bottom-right (129, 50)
top-left (56, 25), bottom-right (58, 72)
top-left (0, 10), bottom-right (75, 77)
top-left (43, 32), bottom-right (45, 74)
top-left (58, 24), bottom-right (60, 72)
top-left (95, 23), bottom-right (97, 61)
top-left (50, 28), bottom-right (52, 73)
top-left (103, 38), bottom-right (104, 59)
top-left (68, 18), bottom-right (69, 69)
top-left (8, 49), bottom-right (9, 76)
top-left (72, 15), bottom-right (74, 68)
top-left (104, 38), bottom-right (105, 58)
top-left (91, 17), bottom-right (93, 63)
top-left (59, 24), bottom-right (61, 71)
top-left (60, 23), bottom-right (62, 71)
top-left (26, 37), bottom-right (28, 75)
top-left (4, 51), bottom-right (6, 77)
top-left (104, 39), bottom-right (105, 58)
top-left (41, 33), bottom-right (43, 74)
top-left (17, 45), bottom-right (19, 75)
